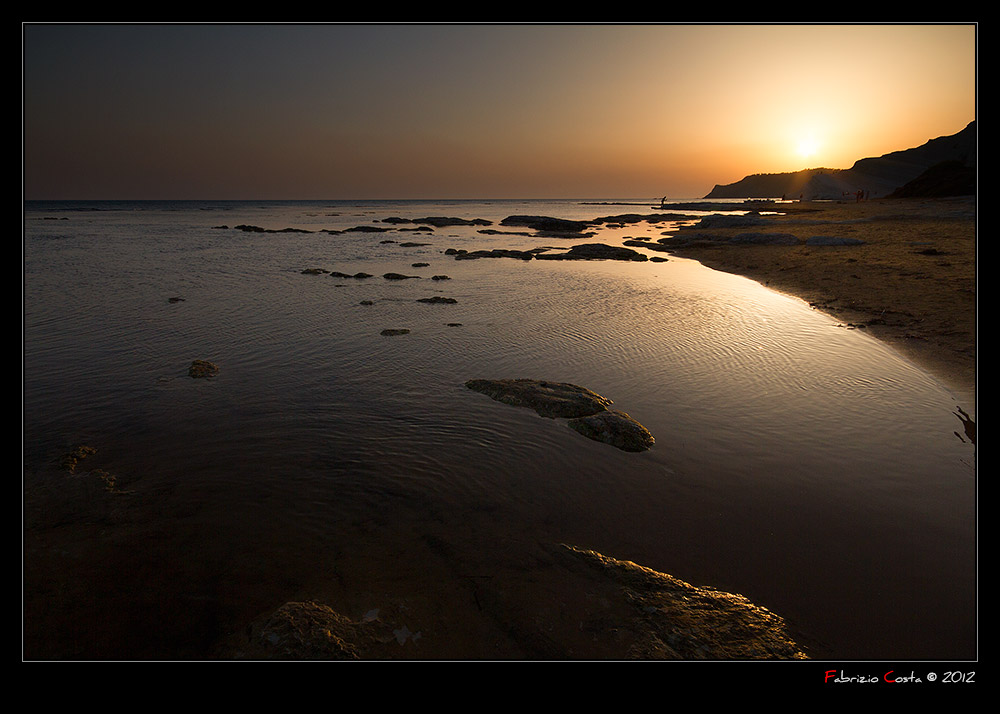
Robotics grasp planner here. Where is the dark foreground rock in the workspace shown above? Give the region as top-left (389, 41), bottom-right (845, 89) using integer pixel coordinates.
top-left (228, 543), bottom-right (807, 660)
top-left (562, 545), bottom-right (809, 659)
top-left (243, 601), bottom-right (376, 660)
top-left (465, 378), bottom-right (654, 452)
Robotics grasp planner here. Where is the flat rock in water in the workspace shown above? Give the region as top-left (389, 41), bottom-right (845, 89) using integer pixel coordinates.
top-left (465, 378), bottom-right (613, 419)
top-left (417, 296), bottom-right (457, 304)
top-left (466, 378), bottom-right (655, 452)
top-left (534, 243), bottom-right (648, 262)
top-left (567, 409), bottom-right (655, 452)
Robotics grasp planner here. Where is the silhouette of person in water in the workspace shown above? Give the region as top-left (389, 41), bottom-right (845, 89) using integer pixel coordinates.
top-left (660, 196), bottom-right (667, 208)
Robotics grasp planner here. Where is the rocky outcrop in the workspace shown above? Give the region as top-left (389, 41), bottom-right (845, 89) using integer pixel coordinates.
top-left (705, 121), bottom-right (976, 200)
top-left (886, 160), bottom-right (976, 198)
top-left (563, 545), bottom-right (809, 659)
top-left (230, 544), bottom-right (808, 660)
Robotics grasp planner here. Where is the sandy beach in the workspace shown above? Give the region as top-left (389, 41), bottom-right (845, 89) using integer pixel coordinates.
top-left (664, 197), bottom-right (976, 407)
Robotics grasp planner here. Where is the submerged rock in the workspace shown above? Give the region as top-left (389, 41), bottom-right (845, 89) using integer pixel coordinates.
top-left (380, 328), bottom-right (410, 336)
top-left (465, 378), bottom-right (613, 419)
top-left (188, 360), bottom-right (219, 378)
top-left (61, 445), bottom-right (97, 472)
top-left (567, 409), bottom-right (655, 452)
top-left (383, 273), bottom-right (421, 280)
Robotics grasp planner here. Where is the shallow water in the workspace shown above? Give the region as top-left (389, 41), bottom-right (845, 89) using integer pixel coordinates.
top-left (22, 199), bottom-right (976, 660)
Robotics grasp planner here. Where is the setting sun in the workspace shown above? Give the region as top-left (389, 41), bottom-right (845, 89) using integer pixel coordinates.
top-left (796, 135), bottom-right (821, 161)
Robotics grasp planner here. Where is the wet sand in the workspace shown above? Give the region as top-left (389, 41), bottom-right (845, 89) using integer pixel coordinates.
top-left (663, 197), bottom-right (976, 407)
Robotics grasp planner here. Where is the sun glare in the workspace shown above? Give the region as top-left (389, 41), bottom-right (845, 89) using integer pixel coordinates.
top-left (796, 135), bottom-right (821, 161)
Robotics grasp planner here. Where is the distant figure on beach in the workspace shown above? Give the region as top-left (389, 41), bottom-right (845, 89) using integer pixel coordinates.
top-left (660, 196), bottom-right (667, 208)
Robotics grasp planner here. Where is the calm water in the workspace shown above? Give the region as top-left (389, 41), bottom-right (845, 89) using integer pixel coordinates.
top-left (22, 199), bottom-right (976, 660)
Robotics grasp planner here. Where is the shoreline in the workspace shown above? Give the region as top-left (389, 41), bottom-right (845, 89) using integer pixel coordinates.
top-left (661, 197), bottom-right (976, 410)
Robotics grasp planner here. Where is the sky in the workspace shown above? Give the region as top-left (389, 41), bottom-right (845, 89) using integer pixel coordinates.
top-left (22, 23), bottom-right (977, 200)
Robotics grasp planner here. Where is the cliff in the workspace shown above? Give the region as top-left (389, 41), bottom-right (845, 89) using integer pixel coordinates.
top-left (705, 121), bottom-right (976, 200)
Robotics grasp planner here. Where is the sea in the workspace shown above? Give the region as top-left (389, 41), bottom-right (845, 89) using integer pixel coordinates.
top-left (22, 198), bottom-right (976, 661)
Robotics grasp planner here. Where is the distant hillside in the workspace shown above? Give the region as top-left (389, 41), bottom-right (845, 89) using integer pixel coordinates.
top-left (705, 121), bottom-right (976, 200)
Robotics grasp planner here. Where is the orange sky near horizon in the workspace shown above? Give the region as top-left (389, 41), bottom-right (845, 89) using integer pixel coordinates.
top-left (22, 23), bottom-right (976, 200)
